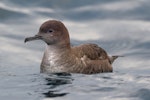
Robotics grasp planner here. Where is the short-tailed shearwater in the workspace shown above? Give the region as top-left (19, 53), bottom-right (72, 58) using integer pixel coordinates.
top-left (25, 20), bottom-right (120, 74)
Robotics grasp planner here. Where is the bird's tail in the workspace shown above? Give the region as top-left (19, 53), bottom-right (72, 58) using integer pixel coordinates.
top-left (109, 55), bottom-right (124, 64)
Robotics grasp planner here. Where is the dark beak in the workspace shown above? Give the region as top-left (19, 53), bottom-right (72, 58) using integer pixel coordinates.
top-left (24, 35), bottom-right (42, 43)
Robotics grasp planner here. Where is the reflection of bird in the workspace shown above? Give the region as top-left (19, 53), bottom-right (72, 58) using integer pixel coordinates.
top-left (25, 20), bottom-right (121, 74)
top-left (43, 73), bottom-right (72, 97)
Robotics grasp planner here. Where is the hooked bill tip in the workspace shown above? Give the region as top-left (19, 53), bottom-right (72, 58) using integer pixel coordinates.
top-left (24, 38), bottom-right (28, 43)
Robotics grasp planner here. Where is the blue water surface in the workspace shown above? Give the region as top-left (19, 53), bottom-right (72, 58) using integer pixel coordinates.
top-left (0, 0), bottom-right (150, 100)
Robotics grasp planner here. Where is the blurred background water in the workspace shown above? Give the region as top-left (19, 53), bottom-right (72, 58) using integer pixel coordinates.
top-left (0, 0), bottom-right (150, 100)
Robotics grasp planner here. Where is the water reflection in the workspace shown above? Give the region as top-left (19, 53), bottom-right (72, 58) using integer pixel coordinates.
top-left (42, 73), bottom-right (72, 98)
top-left (43, 90), bottom-right (68, 98)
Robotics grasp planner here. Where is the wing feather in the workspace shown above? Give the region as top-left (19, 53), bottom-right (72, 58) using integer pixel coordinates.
top-left (71, 43), bottom-right (108, 60)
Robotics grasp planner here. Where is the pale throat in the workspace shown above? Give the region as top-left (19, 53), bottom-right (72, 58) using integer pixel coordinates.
top-left (45, 45), bottom-right (71, 66)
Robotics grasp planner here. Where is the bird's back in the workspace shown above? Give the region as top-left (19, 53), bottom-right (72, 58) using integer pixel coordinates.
top-left (67, 43), bottom-right (115, 74)
top-left (71, 43), bottom-right (109, 60)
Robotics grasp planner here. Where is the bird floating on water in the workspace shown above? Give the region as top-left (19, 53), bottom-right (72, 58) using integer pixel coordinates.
top-left (25, 20), bottom-right (121, 74)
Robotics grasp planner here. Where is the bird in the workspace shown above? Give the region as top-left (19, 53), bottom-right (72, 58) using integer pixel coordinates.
top-left (25, 20), bottom-right (121, 74)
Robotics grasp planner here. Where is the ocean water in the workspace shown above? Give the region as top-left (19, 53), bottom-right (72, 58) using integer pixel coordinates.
top-left (0, 0), bottom-right (150, 100)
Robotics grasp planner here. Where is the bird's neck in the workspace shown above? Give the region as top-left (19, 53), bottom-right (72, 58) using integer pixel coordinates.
top-left (43, 44), bottom-right (72, 62)
top-left (46, 44), bottom-right (71, 55)
top-left (40, 44), bottom-right (74, 72)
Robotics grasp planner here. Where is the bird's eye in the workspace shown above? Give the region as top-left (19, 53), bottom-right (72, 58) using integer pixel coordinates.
top-left (47, 29), bottom-right (53, 33)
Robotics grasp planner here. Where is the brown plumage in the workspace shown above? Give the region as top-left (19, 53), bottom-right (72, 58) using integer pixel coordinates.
top-left (72, 44), bottom-right (108, 60)
top-left (25, 20), bottom-right (120, 74)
